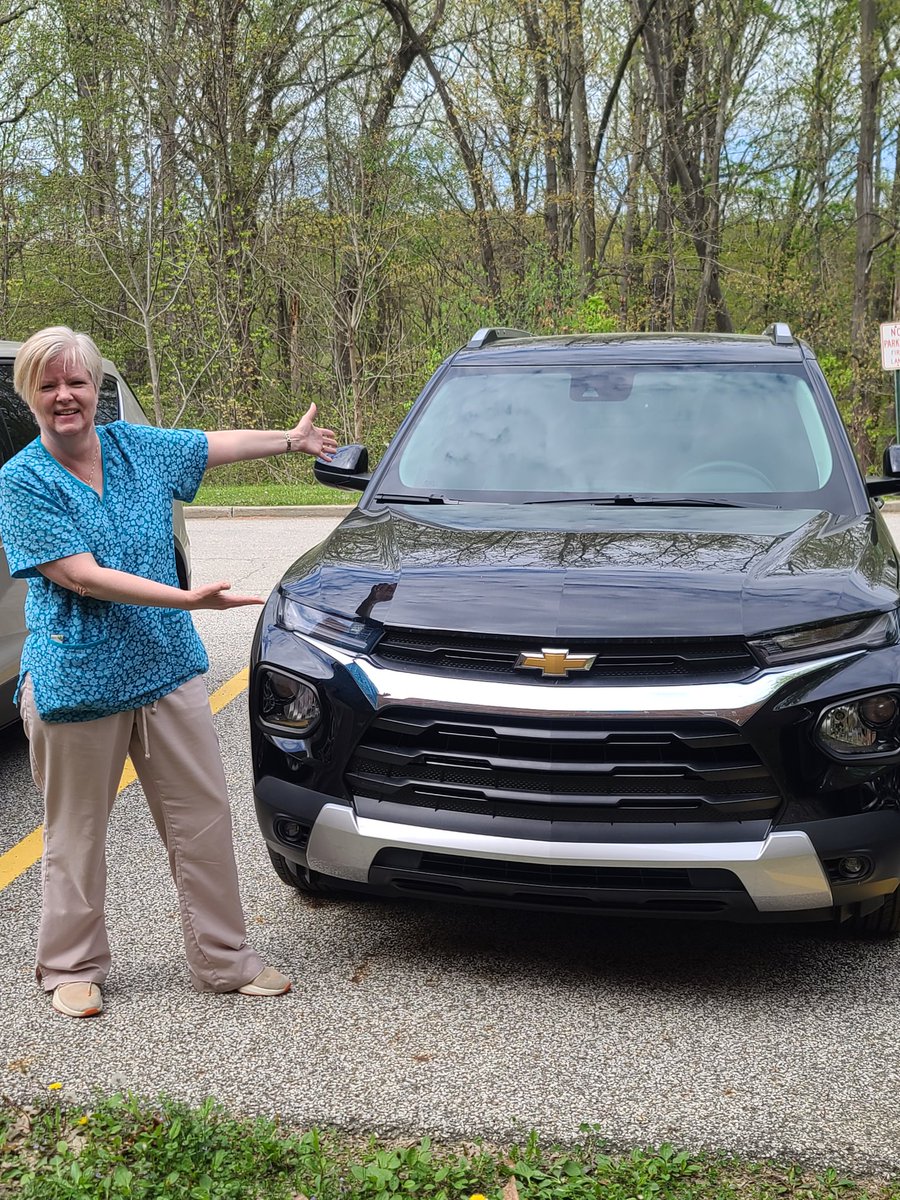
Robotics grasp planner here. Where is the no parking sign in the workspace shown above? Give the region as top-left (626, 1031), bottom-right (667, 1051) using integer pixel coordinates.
top-left (881, 322), bottom-right (900, 444)
top-left (880, 322), bottom-right (900, 371)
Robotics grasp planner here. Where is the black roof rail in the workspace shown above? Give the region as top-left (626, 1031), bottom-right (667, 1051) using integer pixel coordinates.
top-left (764, 321), bottom-right (794, 345)
top-left (466, 327), bottom-right (531, 350)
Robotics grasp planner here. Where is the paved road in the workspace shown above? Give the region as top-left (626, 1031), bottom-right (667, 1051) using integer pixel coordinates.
top-left (3, 512), bottom-right (900, 1172)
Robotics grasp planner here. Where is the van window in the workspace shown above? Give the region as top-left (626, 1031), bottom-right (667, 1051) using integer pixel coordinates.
top-left (0, 362), bottom-right (34, 462)
top-left (0, 362), bottom-right (120, 465)
top-left (97, 376), bottom-right (119, 424)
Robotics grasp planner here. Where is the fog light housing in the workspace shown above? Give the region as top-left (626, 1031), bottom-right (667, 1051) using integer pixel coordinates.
top-left (816, 691), bottom-right (900, 757)
top-left (259, 669), bottom-right (321, 734)
top-left (273, 817), bottom-right (310, 848)
top-left (838, 855), bottom-right (872, 880)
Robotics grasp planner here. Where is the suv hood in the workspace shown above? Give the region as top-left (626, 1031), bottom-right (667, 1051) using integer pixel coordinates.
top-left (280, 504), bottom-right (899, 639)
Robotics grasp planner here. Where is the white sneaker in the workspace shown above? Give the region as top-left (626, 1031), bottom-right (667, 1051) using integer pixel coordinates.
top-left (237, 967), bottom-right (291, 996)
top-left (51, 982), bottom-right (103, 1018)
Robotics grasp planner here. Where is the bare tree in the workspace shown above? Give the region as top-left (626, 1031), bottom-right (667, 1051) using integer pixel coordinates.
top-left (848, 0), bottom-right (898, 465)
top-left (382, 0), bottom-right (501, 301)
top-left (640, 0), bottom-right (778, 330)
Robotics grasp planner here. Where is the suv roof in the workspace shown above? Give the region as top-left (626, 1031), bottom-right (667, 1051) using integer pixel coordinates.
top-left (0, 339), bottom-right (123, 376)
top-left (451, 327), bottom-right (809, 366)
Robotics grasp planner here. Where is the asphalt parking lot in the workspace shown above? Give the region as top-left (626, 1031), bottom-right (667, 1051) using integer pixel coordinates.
top-left (3, 511), bottom-right (900, 1171)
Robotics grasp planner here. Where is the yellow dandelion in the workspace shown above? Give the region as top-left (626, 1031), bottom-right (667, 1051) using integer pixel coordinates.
top-left (469, 1194), bottom-right (489, 1200)
top-left (77, 1116), bottom-right (89, 1125)
top-left (47, 1081), bottom-right (62, 1091)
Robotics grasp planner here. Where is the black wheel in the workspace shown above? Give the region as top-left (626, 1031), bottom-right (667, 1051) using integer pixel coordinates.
top-left (266, 847), bottom-right (343, 895)
top-left (267, 846), bottom-right (303, 888)
top-left (836, 889), bottom-right (900, 938)
top-left (174, 547), bottom-right (189, 590)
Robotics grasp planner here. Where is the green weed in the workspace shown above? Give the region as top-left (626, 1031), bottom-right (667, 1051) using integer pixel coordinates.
top-left (1, 1096), bottom-right (897, 1200)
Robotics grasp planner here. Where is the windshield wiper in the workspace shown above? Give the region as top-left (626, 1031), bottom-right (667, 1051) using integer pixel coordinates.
top-left (373, 492), bottom-right (451, 505)
top-left (615, 495), bottom-right (783, 508)
top-left (524, 494), bottom-right (782, 509)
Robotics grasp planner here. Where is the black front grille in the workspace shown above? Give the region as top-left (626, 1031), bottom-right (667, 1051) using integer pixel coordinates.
top-left (373, 629), bottom-right (759, 683)
top-left (413, 854), bottom-right (743, 891)
top-left (368, 850), bottom-right (746, 912)
top-left (346, 710), bottom-right (782, 823)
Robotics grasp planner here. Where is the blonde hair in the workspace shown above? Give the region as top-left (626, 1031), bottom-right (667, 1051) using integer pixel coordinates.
top-left (13, 326), bottom-right (104, 410)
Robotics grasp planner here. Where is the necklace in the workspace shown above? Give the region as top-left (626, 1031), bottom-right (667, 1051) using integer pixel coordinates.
top-left (65, 437), bottom-right (101, 489)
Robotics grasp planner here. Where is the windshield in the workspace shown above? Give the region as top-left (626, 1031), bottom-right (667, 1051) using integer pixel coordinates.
top-left (377, 363), bottom-right (855, 510)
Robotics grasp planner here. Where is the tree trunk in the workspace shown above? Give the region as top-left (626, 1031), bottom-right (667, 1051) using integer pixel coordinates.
top-left (383, 0), bottom-right (500, 301)
top-left (890, 129), bottom-right (900, 320)
top-left (848, 0), bottom-right (880, 467)
top-left (620, 60), bottom-right (646, 324)
top-left (521, 0), bottom-right (560, 266)
top-left (640, 0), bottom-right (735, 331)
top-left (564, 0), bottom-right (595, 291)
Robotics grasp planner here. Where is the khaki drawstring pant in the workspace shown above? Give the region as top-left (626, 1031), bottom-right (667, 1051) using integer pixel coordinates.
top-left (20, 673), bottom-right (264, 993)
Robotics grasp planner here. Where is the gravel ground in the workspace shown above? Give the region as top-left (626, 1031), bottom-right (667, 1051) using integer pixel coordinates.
top-left (2, 513), bottom-right (900, 1173)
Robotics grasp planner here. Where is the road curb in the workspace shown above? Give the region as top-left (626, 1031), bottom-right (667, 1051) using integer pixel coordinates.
top-left (186, 504), bottom-right (355, 518)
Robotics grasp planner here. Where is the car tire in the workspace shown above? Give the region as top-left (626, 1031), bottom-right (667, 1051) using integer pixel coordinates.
top-left (267, 846), bottom-right (304, 888)
top-left (174, 548), bottom-right (189, 591)
top-left (266, 846), bottom-right (342, 896)
top-left (836, 888), bottom-right (900, 938)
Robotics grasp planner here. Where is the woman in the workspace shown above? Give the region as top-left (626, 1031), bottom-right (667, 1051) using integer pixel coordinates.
top-left (0, 326), bottom-right (338, 1018)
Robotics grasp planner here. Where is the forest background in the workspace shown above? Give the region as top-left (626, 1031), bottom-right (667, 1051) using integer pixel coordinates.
top-left (0, 0), bottom-right (898, 481)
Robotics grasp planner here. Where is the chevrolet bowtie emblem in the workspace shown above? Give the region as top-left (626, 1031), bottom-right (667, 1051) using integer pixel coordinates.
top-left (514, 648), bottom-right (597, 677)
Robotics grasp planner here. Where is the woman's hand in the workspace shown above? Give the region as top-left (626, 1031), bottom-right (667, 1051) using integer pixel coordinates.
top-left (186, 581), bottom-right (264, 610)
top-left (287, 403), bottom-right (338, 460)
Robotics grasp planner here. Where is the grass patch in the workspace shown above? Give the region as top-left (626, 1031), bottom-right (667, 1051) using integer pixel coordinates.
top-left (0, 1094), bottom-right (895, 1200)
top-left (192, 482), bottom-right (353, 507)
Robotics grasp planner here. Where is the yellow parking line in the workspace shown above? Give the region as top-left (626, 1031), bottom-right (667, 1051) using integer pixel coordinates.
top-left (0, 668), bottom-right (250, 892)
top-left (0, 827), bottom-right (44, 890)
top-left (208, 667), bottom-right (250, 713)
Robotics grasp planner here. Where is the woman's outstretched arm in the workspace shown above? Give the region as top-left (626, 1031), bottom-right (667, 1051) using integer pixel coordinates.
top-left (205, 402), bottom-right (338, 468)
top-left (37, 553), bottom-right (263, 610)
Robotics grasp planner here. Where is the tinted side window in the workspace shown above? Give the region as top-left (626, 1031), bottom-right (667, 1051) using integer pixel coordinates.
top-left (96, 376), bottom-right (119, 424)
top-left (0, 362), bottom-right (120, 464)
top-left (0, 360), bottom-right (36, 461)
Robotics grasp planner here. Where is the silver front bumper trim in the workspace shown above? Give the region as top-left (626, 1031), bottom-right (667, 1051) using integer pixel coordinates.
top-left (300, 634), bottom-right (854, 724)
top-left (305, 804), bottom-right (834, 912)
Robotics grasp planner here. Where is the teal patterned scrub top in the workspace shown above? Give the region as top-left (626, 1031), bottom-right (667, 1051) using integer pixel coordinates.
top-left (0, 421), bottom-right (209, 723)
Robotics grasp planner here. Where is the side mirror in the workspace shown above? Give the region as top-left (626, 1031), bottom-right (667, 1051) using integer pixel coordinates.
top-left (866, 445), bottom-right (900, 497)
top-left (314, 443), bottom-right (371, 492)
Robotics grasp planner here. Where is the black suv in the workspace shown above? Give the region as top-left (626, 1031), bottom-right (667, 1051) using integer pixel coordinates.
top-left (249, 325), bottom-right (900, 934)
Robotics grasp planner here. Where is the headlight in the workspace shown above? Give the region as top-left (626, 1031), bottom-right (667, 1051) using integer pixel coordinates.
top-left (750, 610), bottom-right (899, 666)
top-left (816, 691), bottom-right (900, 757)
top-left (277, 595), bottom-right (379, 653)
top-left (258, 668), bottom-right (321, 734)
